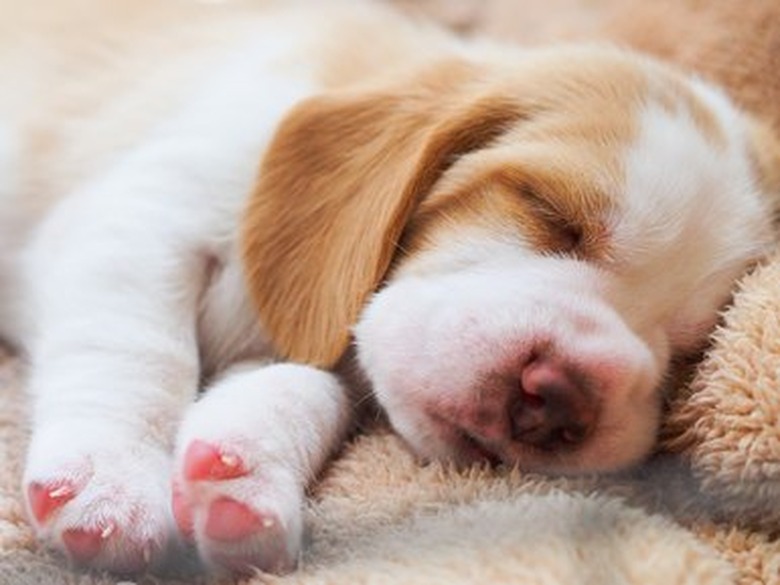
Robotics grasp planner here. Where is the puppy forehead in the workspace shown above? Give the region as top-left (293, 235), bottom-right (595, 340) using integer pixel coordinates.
top-left (401, 54), bottom-right (728, 262)
top-left (487, 51), bottom-right (725, 177)
top-left (505, 48), bottom-right (722, 139)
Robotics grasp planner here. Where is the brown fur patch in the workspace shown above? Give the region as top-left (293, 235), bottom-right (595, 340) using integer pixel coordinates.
top-left (748, 119), bottom-right (780, 219)
top-left (398, 50), bottom-right (652, 264)
top-left (241, 61), bottom-right (525, 367)
top-left (405, 151), bottom-right (617, 261)
top-left (242, 46), bottom-right (729, 367)
top-left (647, 70), bottom-right (725, 147)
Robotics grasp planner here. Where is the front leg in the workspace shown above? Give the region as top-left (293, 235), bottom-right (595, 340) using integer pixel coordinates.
top-left (172, 362), bottom-right (351, 574)
top-left (19, 51), bottom-right (311, 572)
top-left (22, 169), bottom-right (207, 572)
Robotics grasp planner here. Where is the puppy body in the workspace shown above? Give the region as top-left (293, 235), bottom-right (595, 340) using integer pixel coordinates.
top-left (1, 0), bottom-right (777, 575)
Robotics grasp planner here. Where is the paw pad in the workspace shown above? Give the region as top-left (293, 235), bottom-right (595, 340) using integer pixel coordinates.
top-left (24, 439), bottom-right (174, 573)
top-left (62, 524), bottom-right (114, 563)
top-left (173, 437), bottom-right (297, 573)
top-left (27, 481), bottom-right (77, 524)
top-left (183, 440), bottom-right (248, 481)
top-left (205, 497), bottom-right (266, 542)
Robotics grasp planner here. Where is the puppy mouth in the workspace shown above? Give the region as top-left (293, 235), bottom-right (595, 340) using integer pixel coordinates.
top-left (425, 411), bottom-right (502, 466)
top-left (456, 429), bottom-right (503, 466)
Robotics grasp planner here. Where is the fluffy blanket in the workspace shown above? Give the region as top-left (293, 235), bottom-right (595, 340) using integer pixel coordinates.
top-left (2, 1), bottom-right (780, 584)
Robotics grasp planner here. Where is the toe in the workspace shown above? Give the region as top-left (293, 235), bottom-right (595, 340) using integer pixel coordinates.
top-left (205, 497), bottom-right (264, 542)
top-left (183, 441), bottom-right (248, 481)
top-left (62, 525), bottom-right (111, 563)
top-left (27, 481), bottom-right (77, 524)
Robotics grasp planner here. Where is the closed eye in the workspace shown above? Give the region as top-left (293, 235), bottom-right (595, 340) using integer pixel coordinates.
top-left (517, 184), bottom-right (585, 255)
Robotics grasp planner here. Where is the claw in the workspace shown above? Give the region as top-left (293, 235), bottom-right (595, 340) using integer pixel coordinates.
top-left (183, 440), bottom-right (248, 481)
top-left (100, 523), bottom-right (115, 539)
top-left (27, 481), bottom-right (76, 524)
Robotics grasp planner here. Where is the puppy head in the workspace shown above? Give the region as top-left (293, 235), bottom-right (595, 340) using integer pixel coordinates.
top-left (243, 46), bottom-right (779, 473)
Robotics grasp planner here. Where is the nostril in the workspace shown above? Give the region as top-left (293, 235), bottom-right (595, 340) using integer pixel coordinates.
top-left (559, 423), bottom-right (589, 445)
top-left (520, 387), bottom-right (545, 409)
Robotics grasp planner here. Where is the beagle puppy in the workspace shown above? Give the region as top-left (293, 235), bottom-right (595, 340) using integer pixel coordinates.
top-left (1, 0), bottom-right (778, 576)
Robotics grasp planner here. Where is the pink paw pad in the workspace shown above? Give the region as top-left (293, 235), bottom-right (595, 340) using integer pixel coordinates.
top-left (205, 497), bottom-right (267, 542)
top-left (27, 481), bottom-right (77, 524)
top-left (183, 441), bottom-right (248, 481)
top-left (62, 524), bottom-right (114, 563)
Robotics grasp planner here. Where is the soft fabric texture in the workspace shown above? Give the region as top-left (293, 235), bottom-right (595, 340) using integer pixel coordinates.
top-left (2, 1), bottom-right (780, 584)
top-left (2, 341), bottom-right (780, 583)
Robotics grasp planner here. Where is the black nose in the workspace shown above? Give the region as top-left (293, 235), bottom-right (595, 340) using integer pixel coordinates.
top-left (511, 358), bottom-right (597, 450)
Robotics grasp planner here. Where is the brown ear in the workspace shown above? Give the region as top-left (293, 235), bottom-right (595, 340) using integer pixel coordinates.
top-left (240, 67), bottom-right (523, 367)
top-left (748, 120), bottom-right (780, 228)
top-left (750, 121), bottom-right (780, 192)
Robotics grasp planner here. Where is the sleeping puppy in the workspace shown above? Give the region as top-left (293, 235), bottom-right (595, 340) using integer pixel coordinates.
top-left (1, 0), bottom-right (779, 576)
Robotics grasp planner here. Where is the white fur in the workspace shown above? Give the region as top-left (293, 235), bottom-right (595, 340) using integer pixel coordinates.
top-left (10, 14), bottom-right (335, 573)
top-left (356, 238), bottom-right (664, 472)
top-left (613, 97), bottom-right (769, 348)
top-left (356, 95), bottom-right (774, 472)
top-left (174, 362), bottom-right (350, 571)
top-left (0, 0), bottom-right (775, 576)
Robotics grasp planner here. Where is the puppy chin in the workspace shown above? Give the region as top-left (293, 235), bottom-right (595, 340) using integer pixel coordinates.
top-left (389, 404), bottom-right (662, 474)
top-left (355, 256), bottom-right (665, 474)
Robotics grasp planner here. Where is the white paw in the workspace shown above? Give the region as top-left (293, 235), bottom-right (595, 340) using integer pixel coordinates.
top-left (171, 363), bottom-right (349, 574)
top-left (23, 426), bottom-right (176, 573)
top-left (172, 437), bottom-right (302, 575)
top-left (170, 364), bottom-right (343, 574)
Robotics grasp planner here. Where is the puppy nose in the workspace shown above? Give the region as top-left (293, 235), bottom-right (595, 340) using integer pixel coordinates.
top-left (511, 358), bottom-right (597, 450)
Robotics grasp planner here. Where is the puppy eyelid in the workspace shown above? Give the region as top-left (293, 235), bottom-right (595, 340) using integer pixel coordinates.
top-left (518, 185), bottom-right (583, 253)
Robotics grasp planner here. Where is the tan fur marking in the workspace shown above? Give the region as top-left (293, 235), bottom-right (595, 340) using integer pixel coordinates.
top-left (748, 119), bottom-right (780, 217)
top-left (241, 46), bottom-right (733, 367)
top-left (649, 72), bottom-right (725, 146)
top-left (406, 153), bottom-right (617, 261)
top-left (241, 61), bottom-right (525, 367)
top-left (398, 51), bottom-right (649, 265)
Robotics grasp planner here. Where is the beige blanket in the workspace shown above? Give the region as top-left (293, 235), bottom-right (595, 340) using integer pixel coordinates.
top-left (1, 343), bottom-right (778, 585)
top-left (2, 1), bottom-right (780, 584)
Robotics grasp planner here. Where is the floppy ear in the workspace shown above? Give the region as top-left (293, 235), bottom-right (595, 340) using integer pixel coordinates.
top-left (241, 68), bottom-right (523, 367)
top-left (750, 121), bottom-right (780, 193)
top-left (748, 120), bottom-right (780, 227)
